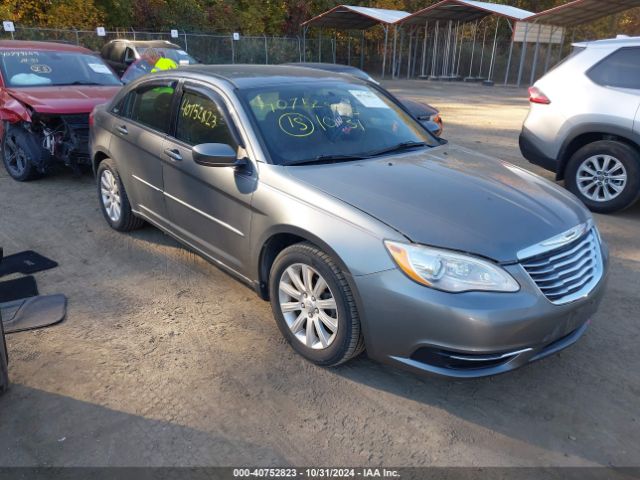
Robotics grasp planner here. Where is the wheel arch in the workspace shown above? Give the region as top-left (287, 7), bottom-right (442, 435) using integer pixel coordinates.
top-left (558, 125), bottom-right (640, 180)
top-left (255, 226), bottom-right (356, 302)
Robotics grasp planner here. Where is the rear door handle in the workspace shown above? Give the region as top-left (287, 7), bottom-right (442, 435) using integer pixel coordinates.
top-left (116, 125), bottom-right (128, 135)
top-left (164, 148), bottom-right (182, 161)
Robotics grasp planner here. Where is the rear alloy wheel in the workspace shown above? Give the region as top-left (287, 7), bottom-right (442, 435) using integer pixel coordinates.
top-left (566, 140), bottom-right (640, 213)
top-left (2, 127), bottom-right (44, 181)
top-left (269, 242), bottom-right (364, 367)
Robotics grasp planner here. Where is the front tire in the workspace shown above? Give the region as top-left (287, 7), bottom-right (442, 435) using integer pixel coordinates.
top-left (96, 158), bottom-right (144, 231)
top-left (1, 126), bottom-right (47, 181)
top-left (269, 242), bottom-right (365, 367)
top-left (566, 140), bottom-right (640, 213)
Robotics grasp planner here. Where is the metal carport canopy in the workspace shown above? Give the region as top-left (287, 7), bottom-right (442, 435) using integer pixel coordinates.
top-left (301, 5), bottom-right (410, 30)
top-left (525, 0), bottom-right (640, 27)
top-left (398, 0), bottom-right (533, 26)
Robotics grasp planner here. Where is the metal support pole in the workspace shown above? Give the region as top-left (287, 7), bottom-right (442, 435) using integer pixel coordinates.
top-left (465, 21), bottom-right (478, 81)
top-left (412, 29), bottom-right (419, 77)
top-left (231, 34), bottom-right (235, 64)
top-left (264, 35), bottom-right (268, 64)
top-left (543, 26), bottom-right (555, 74)
top-left (74, 28), bottom-right (79, 45)
top-left (392, 26), bottom-right (398, 78)
top-left (430, 21), bottom-right (439, 79)
top-left (406, 28), bottom-right (413, 79)
top-left (503, 20), bottom-right (515, 85)
top-left (347, 33), bottom-right (351, 65)
top-left (318, 28), bottom-right (322, 62)
top-left (485, 18), bottom-right (500, 85)
top-left (184, 31), bottom-right (188, 52)
top-left (516, 22), bottom-right (530, 87)
top-left (302, 26), bottom-right (307, 62)
top-left (456, 22), bottom-right (465, 77)
top-left (421, 21), bottom-right (429, 77)
top-left (442, 20), bottom-right (452, 78)
top-left (397, 28), bottom-right (405, 78)
top-left (477, 24), bottom-right (487, 79)
top-left (556, 28), bottom-right (566, 64)
top-left (360, 30), bottom-right (365, 70)
top-left (529, 22), bottom-right (543, 85)
top-left (450, 21), bottom-right (460, 77)
top-left (333, 31), bottom-right (337, 64)
top-left (382, 26), bottom-right (389, 78)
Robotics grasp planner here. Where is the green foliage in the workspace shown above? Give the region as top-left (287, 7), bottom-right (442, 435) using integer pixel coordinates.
top-left (2, 0), bottom-right (639, 39)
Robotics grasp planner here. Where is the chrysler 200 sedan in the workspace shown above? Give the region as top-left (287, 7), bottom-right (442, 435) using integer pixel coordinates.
top-left (89, 65), bottom-right (608, 378)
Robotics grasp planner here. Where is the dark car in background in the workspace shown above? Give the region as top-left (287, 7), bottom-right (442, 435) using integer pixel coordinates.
top-left (101, 39), bottom-right (198, 77)
top-left (290, 62), bottom-right (444, 136)
top-left (0, 40), bottom-right (122, 181)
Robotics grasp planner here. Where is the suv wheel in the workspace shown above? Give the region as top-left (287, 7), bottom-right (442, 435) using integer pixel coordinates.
top-left (269, 242), bottom-right (365, 367)
top-left (566, 140), bottom-right (640, 213)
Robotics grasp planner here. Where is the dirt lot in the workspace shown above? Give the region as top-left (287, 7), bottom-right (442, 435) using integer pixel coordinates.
top-left (0, 81), bottom-right (638, 467)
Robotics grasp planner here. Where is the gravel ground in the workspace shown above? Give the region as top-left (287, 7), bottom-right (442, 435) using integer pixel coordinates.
top-left (0, 81), bottom-right (638, 468)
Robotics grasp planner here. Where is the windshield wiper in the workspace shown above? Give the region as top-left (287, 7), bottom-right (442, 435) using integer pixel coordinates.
top-left (364, 141), bottom-right (429, 157)
top-left (58, 81), bottom-right (104, 86)
top-left (288, 153), bottom-right (369, 166)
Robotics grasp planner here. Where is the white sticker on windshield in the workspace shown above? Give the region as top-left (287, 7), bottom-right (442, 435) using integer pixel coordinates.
top-left (349, 89), bottom-right (389, 109)
top-left (179, 59), bottom-right (190, 65)
top-left (177, 50), bottom-right (188, 55)
top-left (88, 63), bottom-right (112, 74)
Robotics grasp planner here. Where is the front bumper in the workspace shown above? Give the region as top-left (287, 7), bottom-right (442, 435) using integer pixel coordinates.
top-left (352, 257), bottom-right (608, 378)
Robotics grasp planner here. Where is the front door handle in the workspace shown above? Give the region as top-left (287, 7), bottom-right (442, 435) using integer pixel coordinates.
top-left (164, 148), bottom-right (182, 161)
top-left (116, 125), bottom-right (128, 135)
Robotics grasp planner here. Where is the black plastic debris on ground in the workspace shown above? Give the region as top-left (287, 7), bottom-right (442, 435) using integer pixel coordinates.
top-left (0, 251), bottom-right (58, 277)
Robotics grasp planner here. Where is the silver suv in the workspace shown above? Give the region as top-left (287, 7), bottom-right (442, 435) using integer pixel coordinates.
top-left (520, 36), bottom-right (640, 213)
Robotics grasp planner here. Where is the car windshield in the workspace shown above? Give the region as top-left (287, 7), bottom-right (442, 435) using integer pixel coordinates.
top-left (240, 82), bottom-right (437, 165)
top-left (0, 49), bottom-right (121, 88)
top-left (137, 47), bottom-right (197, 65)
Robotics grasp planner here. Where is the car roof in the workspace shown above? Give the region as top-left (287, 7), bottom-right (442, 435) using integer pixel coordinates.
top-left (0, 40), bottom-right (93, 53)
top-left (108, 39), bottom-right (181, 49)
top-left (574, 36), bottom-right (640, 49)
top-left (175, 64), bottom-right (364, 88)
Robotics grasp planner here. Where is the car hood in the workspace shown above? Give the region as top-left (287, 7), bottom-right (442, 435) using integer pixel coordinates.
top-left (285, 145), bottom-right (590, 263)
top-left (5, 86), bottom-right (121, 115)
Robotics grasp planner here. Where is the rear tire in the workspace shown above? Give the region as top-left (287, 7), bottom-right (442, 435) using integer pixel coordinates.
top-left (1, 126), bottom-right (47, 181)
top-left (96, 158), bottom-right (144, 231)
top-left (566, 140), bottom-right (640, 213)
top-left (269, 242), bottom-right (365, 367)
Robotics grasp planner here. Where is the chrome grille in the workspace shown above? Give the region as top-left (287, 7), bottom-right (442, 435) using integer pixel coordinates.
top-left (521, 229), bottom-right (603, 305)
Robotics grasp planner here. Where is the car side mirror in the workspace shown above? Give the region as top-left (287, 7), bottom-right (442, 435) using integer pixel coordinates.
top-left (192, 143), bottom-right (241, 167)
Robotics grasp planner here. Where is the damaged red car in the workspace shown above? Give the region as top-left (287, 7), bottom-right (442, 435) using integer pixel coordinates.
top-left (0, 40), bottom-right (121, 181)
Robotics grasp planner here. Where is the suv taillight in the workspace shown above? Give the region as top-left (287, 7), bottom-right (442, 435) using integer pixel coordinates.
top-left (528, 87), bottom-right (551, 105)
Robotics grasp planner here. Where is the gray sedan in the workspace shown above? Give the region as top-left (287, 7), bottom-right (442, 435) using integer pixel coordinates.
top-left (90, 65), bottom-right (608, 378)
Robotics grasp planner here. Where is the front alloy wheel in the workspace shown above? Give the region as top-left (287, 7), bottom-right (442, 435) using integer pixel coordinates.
top-left (278, 263), bottom-right (338, 350)
top-left (269, 242), bottom-right (365, 366)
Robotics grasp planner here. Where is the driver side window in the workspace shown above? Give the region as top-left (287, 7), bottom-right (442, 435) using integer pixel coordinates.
top-left (175, 90), bottom-right (236, 147)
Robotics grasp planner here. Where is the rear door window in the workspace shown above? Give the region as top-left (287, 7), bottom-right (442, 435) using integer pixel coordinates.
top-left (587, 47), bottom-right (640, 90)
top-left (122, 81), bottom-right (177, 133)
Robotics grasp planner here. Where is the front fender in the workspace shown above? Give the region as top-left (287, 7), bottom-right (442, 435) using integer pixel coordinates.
top-left (0, 91), bottom-right (31, 124)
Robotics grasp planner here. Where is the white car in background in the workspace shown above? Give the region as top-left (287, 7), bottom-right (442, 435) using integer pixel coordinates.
top-left (520, 36), bottom-right (640, 213)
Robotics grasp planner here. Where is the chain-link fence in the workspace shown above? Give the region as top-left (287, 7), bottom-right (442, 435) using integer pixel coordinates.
top-left (1, 24), bottom-right (576, 85)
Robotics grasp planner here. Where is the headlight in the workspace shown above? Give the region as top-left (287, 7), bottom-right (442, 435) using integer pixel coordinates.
top-left (384, 241), bottom-right (520, 293)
